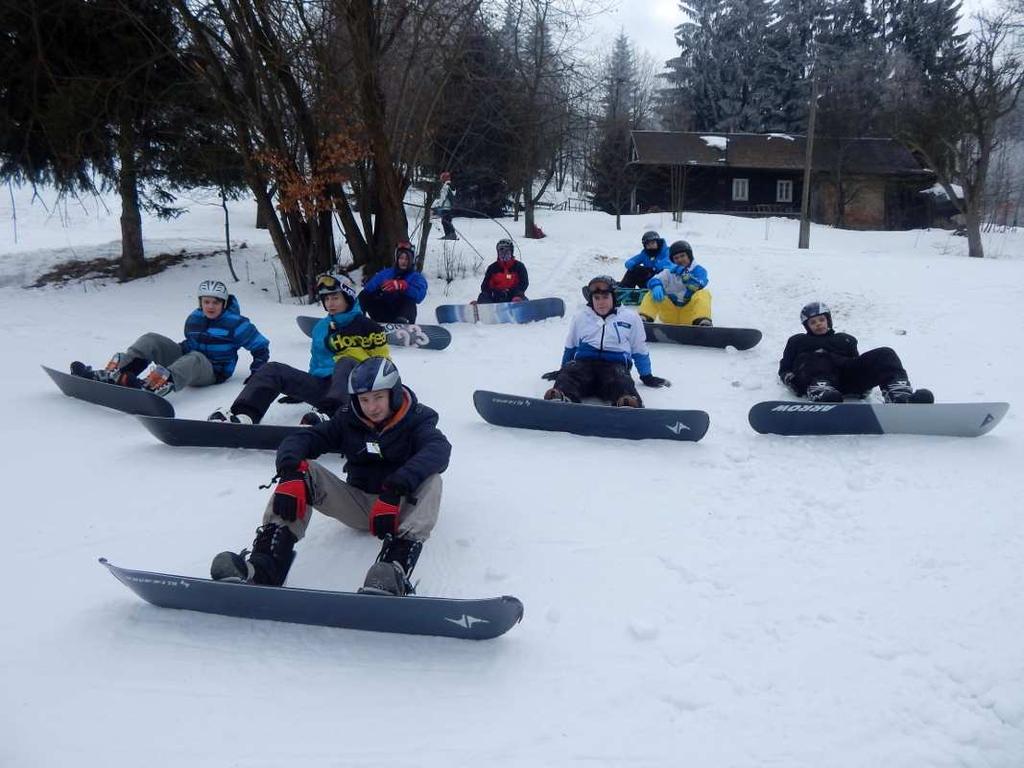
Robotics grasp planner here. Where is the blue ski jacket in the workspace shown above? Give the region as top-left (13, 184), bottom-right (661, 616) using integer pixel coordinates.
top-left (624, 243), bottom-right (670, 273)
top-left (363, 267), bottom-right (428, 304)
top-left (308, 301), bottom-right (390, 377)
top-left (181, 295), bottom-right (270, 381)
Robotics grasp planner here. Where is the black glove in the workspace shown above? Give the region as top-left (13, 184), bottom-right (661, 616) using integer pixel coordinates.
top-left (277, 395), bottom-right (303, 404)
top-left (272, 463), bottom-right (308, 522)
top-left (640, 374), bottom-right (670, 388)
top-left (782, 372), bottom-right (795, 387)
top-left (541, 370), bottom-right (560, 381)
top-left (381, 476), bottom-right (412, 499)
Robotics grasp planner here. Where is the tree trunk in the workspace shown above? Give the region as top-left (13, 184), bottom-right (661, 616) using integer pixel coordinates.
top-left (117, 122), bottom-right (146, 281)
top-left (523, 185), bottom-right (536, 238)
top-left (965, 203), bottom-right (985, 258)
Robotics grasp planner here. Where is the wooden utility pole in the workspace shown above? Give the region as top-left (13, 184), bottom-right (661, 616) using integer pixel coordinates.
top-left (798, 76), bottom-right (818, 249)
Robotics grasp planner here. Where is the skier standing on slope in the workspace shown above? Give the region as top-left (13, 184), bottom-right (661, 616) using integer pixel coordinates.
top-left (208, 273), bottom-right (390, 425)
top-left (638, 240), bottom-right (712, 326)
top-left (436, 171), bottom-right (457, 240)
top-left (542, 275), bottom-right (670, 408)
top-left (779, 301), bottom-right (934, 403)
top-left (211, 357), bottom-right (452, 596)
top-left (71, 279), bottom-right (269, 396)
top-left (358, 241), bottom-right (429, 324)
top-left (620, 230), bottom-right (669, 289)
top-left (476, 238), bottom-right (529, 304)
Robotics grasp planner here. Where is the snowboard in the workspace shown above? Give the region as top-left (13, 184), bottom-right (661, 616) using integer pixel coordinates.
top-left (435, 297), bottom-right (565, 325)
top-left (473, 390), bottom-right (710, 442)
top-left (135, 415), bottom-right (323, 451)
top-left (748, 400), bottom-right (1010, 437)
top-left (644, 323), bottom-right (762, 350)
top-left (614, 287), bottom-right (648, 306)
top-left (100, 558), bottom-right (523, 640)
top-left (43, 365), bottom-right (174, 418)
top-left (295, 316), bottom-right (451, 351)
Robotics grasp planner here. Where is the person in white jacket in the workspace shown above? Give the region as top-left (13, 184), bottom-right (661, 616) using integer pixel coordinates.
top-left (436, 171), bottom-right (457, 240)
top-left (542, 275), bottom-right (670, 408)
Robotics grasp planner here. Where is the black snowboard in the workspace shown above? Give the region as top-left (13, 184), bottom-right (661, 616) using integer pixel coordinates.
top-left (644, 323), bottom-right (762, 350)
top-left (296, 316), bottom-right (451, 350)
top-left (44, 365), bottom-right (174, 418)
top-left (473, 390), bottom-right (710, 442)
top-left (136, 415), bottom-right (323, 451)
top-left (748, 400), bottom-right (1009, 437)
top-left (100, 558), bottom-right (523, 640)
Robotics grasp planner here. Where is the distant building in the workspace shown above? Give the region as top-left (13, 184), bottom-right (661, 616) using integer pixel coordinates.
top-left (628, 131), bottom-right (937, 230)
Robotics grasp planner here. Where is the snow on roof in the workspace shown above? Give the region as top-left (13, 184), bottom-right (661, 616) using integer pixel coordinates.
top-left (767, 133), bottom-right (795, 141)
top-left (920, 182), bottom-right (964, 199)
top-left (700, 136), bottom-right (728, 151)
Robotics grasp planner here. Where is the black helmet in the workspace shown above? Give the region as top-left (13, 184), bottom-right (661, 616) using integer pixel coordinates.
top-left (496, 238), bottom-right (514, 261)
top-left (581, 274), bottom-right (619, 307)
top-left (800, 301), bottom-right (833, 331)
top-left (316, 272), bottom-right (357, 311)
top-left (348, 357), bottom-right (404, 416)
top-left (669, 240), bottom-right (693, 261)
top-left (641, 230), bottom-right (661, 248)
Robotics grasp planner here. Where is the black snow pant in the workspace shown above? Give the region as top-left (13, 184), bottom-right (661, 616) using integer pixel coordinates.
top-left (619, 265), bottom-right (657, 290)
top-left (231, 360), bottom-right (358, 423)
top-left (358, 290), bottom-right (418, 324)
top-left (477, 290), bottom-right (526, 304)
top-left (554, 359), bottom-right (642, 406)
top-left (792, 347), bottom-right (908, 397)
top-left (441, 210), bottom-right (456, 239)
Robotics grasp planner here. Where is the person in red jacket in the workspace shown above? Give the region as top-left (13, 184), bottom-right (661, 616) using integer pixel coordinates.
top-left (476, 238), bottom-right (529, 304)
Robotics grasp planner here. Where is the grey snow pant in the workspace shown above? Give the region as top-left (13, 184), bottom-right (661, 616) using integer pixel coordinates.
top-left (262, 460), bottom-right (442, 543)
top-left (125, 332), bottom-right (217, 391)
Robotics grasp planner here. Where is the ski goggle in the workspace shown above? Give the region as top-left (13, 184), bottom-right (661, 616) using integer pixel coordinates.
top-left (316, 274), bottom-right (343, 293)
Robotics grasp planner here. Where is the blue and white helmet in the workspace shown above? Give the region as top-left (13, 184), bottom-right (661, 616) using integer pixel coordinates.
top-left (197, 279), bottom-right (229, 304)
top-left (348, 357), bottom-right (404, 415)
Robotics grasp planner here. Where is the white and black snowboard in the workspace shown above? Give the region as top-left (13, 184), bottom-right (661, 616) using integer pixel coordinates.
top-left (44, 365), bottom-right (174, 418)
top-left (296, 316), bottom-right (451, 350)
top-left (644, 323), bottom-right (762, 350)
top-left (748, 400), bottom-right (1009, 437)
top-left (473, 390), bottom-right (710, 442)
top-left (100, 558), bottom-right (523, 640)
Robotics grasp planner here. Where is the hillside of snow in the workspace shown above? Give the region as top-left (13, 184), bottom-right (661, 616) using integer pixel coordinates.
top-left (2, 186), bottom-right (1022, 767)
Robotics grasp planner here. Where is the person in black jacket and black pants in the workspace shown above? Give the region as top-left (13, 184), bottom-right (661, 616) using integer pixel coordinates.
top-left (476, 238), bottom-right (528, 304)
top-left (779, 301), bottom-right (933, 404)
top-left (211, 357), bottom-right (452, 596)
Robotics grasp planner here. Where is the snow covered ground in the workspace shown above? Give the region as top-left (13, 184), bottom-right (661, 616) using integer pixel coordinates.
top-left (2, 185), bottom-right (1023, 767)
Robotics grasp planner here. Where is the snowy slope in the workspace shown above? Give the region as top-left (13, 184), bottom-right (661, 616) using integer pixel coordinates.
top-left (2, 186), bottom-right (1023, 767)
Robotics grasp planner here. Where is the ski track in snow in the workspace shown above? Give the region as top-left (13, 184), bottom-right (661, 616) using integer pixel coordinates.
top-left (2, 188), bottom-right (1023, 767)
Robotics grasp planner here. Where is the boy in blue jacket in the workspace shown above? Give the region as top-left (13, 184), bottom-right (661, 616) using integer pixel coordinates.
top-left (208, 274), bottom-right (390, 425)
top-left (620, 230), bottom-right (669, 289)
top-left (71, 280), bottom-right (269, 396)
top-left (358, 241), bottom-right (428, 323)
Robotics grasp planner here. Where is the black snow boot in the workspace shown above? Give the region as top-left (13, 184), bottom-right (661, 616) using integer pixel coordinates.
top-left (806, 380), bottom-right (843, 403)
top-left (883, 380), bottom-right (934, 404)
top-left (210, 523), bottom-right (297, 586)
top-left (359, 535), bottom-right (422, 596)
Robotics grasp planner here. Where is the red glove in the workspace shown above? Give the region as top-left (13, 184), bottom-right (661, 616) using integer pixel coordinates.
top-left (273, 461), bottom-right (309, 522)
top-left (382, 279), bottom-right (408, 293)
top-left (511, 296), bottom-right (525, 302)
top-left (369, 494), bottom-right (400, 538)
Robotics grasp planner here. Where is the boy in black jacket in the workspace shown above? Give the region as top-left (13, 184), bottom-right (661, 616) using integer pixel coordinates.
top-left (476, 238), bottom-right (529, 304)
top-left (211, 358), bottom-right (452, 596)
top-left (779, 301), bottom-right (934, 403)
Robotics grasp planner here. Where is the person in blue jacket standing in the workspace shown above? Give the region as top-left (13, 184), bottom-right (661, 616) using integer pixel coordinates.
top-left (620, 230), bottom-right (669, 289)
top-left (358, 241), bottom-right (428, 323)
top-left (70, 279), bottom-right (269, 396)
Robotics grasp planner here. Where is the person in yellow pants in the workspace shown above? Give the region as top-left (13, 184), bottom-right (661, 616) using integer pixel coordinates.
top-left (638, 240), bottom-right (713, 326)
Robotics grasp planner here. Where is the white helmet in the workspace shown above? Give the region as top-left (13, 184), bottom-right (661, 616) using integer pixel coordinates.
top-left (197, 280), bottom-right (229, 304)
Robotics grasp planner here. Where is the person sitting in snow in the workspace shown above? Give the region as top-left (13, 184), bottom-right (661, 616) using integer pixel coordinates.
top-left (358, 241), bottom-right (428, 324)
top-left (207, 273), bottom-right (390, 426)
top-left (70, 279), bottom-right (269, 397)
top-left (541, 275), bottom-right (670, 408)
top-left (638, 240), bottom-right (712, 327)
top-left (619, 230), bottom-right (669, 289)
top-left (210, 357), bottom-right (452, 597)
top-left (476, 238), bottom-right (529, 304)
top-left (779, 301), bottom-right (934, 403)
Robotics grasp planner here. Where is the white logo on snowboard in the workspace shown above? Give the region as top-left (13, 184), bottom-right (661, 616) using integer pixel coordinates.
top-left (771, 404), bottom-right (838, 413)
top-left (444, 614), bottom-right (490, 629)
top-left (665, 421), bottom-right (691, 434)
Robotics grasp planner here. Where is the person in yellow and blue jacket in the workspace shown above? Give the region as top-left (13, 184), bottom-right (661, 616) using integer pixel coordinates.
top-left (209, 274), bottom-right (390, 426)
top-left (638, 240), bottom-right (713, 327)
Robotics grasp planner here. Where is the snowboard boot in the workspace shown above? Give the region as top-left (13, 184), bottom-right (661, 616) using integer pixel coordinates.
top-left (615, 394), bottom-right (641, 408)
top-left (104, 354), bottom-right (149, 387)
top-left (359, 535), bottom-right (422, 596)
top-left (694, 318), bottom-right (713, 327)
top-left (140, 364), bottom-right (174, 397)
top-left (544, 388), bottom-right (570, 403)
top-left (208, 407), bottom-right (254, 424)
top-left (210, 523), bottom-right (297, 586)
top-left (806, 380), bottom-right (843, 403)
top-left (299, 409), bottom-right (331, 426)
top-left (883, 380), bottom-right (934, 404)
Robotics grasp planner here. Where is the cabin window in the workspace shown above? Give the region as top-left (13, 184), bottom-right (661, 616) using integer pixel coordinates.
top-left (732, 178), bottom-right (749, 201)
top-left (777, 180), bottom-right (793, 203)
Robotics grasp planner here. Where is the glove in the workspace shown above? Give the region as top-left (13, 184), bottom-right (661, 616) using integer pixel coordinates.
top-left (382, 279), bottom-right (408, 293)
top-left (272, 461), bottom-right (309, 522)
top-left (640, 374), bottom-right (670, 388)
top-left (541, 370), bottom-right (560, 381)
top-left (511, 296), bottom-right (525, 302)
top-left (368, 477), bottom-right (410, 538)
top-left (670, 264), bottom-right (687, 276)
top-left (782, 372), bottom-right (795, 387)
top-left (651, 284), bottom-right (665, 302)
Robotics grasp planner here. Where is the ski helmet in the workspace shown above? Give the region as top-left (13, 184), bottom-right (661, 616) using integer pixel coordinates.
top-left (197, 279), bottom-right (229, 305)
top-left (581, 274), bottom-right (619, 307)
top-left (641, 230), bottom-right (662, 248)
top-left (394, 241), bottom-right (415, 270)
top-left (668, 240), bottom-right (693, 263)
top-left (496, 238), bottom-right (515, 262)
top-left (800, 301), bottom-right (833, 330)
top-left (348, 357), bottom-right (404, 416)
top-left (316, 272), bottom-right (357, 311)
